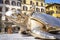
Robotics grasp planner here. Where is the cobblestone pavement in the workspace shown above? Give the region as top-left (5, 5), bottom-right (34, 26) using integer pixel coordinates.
top-left (0, 33), bottom-right (39, 40)
top-left (0, 33), bottom-right (60, 40)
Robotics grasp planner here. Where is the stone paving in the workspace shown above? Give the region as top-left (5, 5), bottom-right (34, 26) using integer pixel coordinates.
top-left (0, 33), bottom-right (38, 40)
top-left (0, 33), bottom-right (60, 40)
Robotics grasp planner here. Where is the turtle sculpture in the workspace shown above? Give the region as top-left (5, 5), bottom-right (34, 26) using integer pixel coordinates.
top-left (5, 9), bottom-right (60, 39)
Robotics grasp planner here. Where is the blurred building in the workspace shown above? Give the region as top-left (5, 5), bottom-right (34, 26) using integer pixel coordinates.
top-left (46, 3), bottom-right (60, 18)
top-left (21, 0), bottom-right (45, 14)
top-left (0, 0), bottom-right (45, 15)
top-left (0, 0), bottom-right (21, 15)
top-left (0, 0), bottom-right (45, 33)
top-left (0, 0), bottom-right (21, 33)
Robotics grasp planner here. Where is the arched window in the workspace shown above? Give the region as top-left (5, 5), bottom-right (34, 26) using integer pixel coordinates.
top-left (23, 6), bottom-right (28, 11)
top-left (30, 1), bottom-right (33, 5)
top-left (11, 1), bottom-right (16, 6)
top-left (26, 7), bottom-right (28, 11)
top-left (17, 2), bottom-right (21, 6)
top-left (36, 2), bottom-right (38, 6)
top-left (5, 7), bottom-right (9, 12)
top-left (41, 8), bottom-right (44, 12)
top-left (36, 8), bottom-right (40, 12)
top-left (5, 0), bottom-right (10, 4)
top-left (41, 3), bottom-right (43, 6)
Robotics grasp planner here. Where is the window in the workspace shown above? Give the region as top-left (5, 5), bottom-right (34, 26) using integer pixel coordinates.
top-left (0, 7), bottom-right (2, 12)
top-left (56, 11), bottom-right (60, 13)
top-left (17, 2), bottom-right (21, 6)
top-left (56, 6), bottom-right (60, 9)
top-left (5, 0), bottom-right (10, 4)
top-left (56, 6), bottom-right (58, 8)
top-left (36, 2), bottom-right (38, 6)
top-left (41, 8), bottom-right (44, 12)
top-left (58, 7), bottom-right (60, 9)
top-left (23, 6), bottom-right (25, 10)
top-left (18, 0), bottom-right (22, 2)
top-left (11, 1), bottom-right (16, 6)
top-left (30, 1), bottom-right (33, 5)
top-left (41, 3), bottom-right (43, 6)
top-left (36, 8), bottom-right (40, 12)
top-left (23, 0), bottom-right (26, 4)
top-left (26, 7), bottom-right (28, 11)
top-left (0, 0), bottom-right (3, 4)
top-left (5, 7), bottom-right (9, 12)
top-left (23, 6), bottom-right (28, 11)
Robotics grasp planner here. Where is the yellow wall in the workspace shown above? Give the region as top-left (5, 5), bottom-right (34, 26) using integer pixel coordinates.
top-left (23, 0), bottom-right (44, 6)
top-left (46, 4), bottom-right (60, 18)
top-left (53, 13), bottom-right (60, 17)
top-left (46, 6), bottom-right (56, 13)
top-left (21, 0), bottom-right (45, 14)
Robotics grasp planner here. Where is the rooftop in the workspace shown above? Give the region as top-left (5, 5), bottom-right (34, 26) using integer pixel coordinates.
top-left (46, 3), bottom-right (60, 8)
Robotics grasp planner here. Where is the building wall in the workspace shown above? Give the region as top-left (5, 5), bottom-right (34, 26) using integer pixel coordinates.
top-left (0, 0), bottom-right (45, 15)
top-left (46, 4), bottom-right (60, 18)
top-left (53, 5), bottom-right (60, 17)
top-left (0, 0), bottom-right (21, 15)
top-left (46, 6), bottom-right (56, 13)
top-left (26, 0), bottom-right (45, 6)
top-left (21, 0), bottom-right (45, 14)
